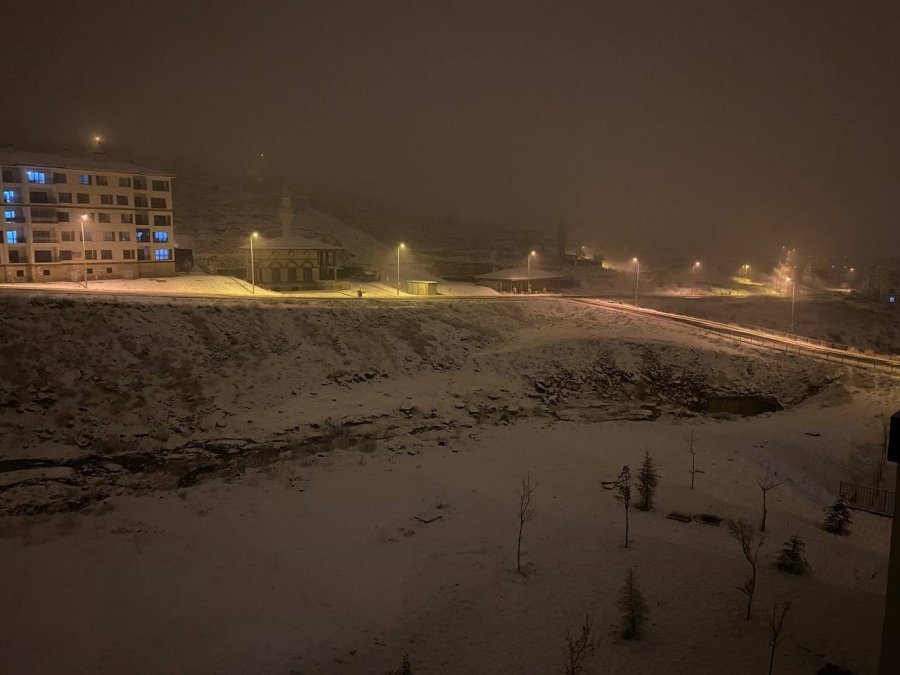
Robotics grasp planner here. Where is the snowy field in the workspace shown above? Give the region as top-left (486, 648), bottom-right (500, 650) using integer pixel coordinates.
top-left (1, 295), bottom-right (897, 674)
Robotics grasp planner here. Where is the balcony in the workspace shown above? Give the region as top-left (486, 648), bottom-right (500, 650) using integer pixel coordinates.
top-left (32, 235), bottom-right (59, 243)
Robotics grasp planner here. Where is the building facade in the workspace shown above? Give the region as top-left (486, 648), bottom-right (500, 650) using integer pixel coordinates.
top-left (868, 258), bottom-right (900, 306)
top-left (1, 149), bottom-right (176, 283)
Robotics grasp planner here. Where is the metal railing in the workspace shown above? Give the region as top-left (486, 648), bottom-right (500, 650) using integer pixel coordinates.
top-left (839, 481), bottom-right (895, 517)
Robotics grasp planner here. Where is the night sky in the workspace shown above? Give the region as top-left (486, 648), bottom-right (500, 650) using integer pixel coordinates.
top-left (5, 1), bottom-right (899, 261)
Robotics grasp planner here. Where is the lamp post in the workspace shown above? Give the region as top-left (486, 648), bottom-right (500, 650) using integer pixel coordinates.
top-left (527, 250), bottom-right (536, 294)
top-left (249, 232), bottom-right (258, 294)
top-left (397, 242), bottom-right (405, 295)
top-left (691, 261), bottom-right (700, 296)
top-left (632, 257), bottom-right (640, 305)
top-left (787, 276), bottom-right (797, 335)
top-left (79, 214), bottom-right (88, 288)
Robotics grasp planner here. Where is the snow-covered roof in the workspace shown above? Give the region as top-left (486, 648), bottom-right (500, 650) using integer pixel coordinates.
top-left (240, 235), bottom-right (344, 251)
top-left (0, 149), bottom-right (173, 177)
top-left (475, 267), bottom-right (561, 281)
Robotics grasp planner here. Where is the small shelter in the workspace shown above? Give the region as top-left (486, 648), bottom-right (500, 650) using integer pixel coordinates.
top-left (475, 267), bottom-right (562, 293)
top-left (404, 280), bottom-right (438, 296)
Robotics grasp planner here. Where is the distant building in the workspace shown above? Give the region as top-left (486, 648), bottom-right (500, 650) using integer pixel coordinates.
top-left (475, 267), bottom-right (563, 293)
top-left (242, 192), bottom-right (345, 290)
top-left (867, 258), bottom-right (900, 306)
top-left (0, 149), bottom-right (176, 283)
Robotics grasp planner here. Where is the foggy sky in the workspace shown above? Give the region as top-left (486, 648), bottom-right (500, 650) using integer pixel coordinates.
top-left (4, 0), bottom-right (899, 262)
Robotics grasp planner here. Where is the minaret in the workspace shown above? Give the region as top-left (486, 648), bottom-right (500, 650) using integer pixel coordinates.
top-left (280, 189), bottom-right (293, 238)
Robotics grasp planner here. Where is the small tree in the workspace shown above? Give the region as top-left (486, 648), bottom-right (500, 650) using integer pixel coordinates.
top-left (756, 464), bottom-right (785, 532)
top-left (688, 430), bottom-right (700, 489)
top-left (516, 470), bottom-right (538, 574)
top-left (776, 534), bottom-right (810, 575)
top-left (392, 651), bottom-right (412, 675)
top-left (617, 567), bottom-right (649, 640)
top-left (637, 450), bottom-right (658, 511)
top-left (727, 519), bottom-right (765, 620)
top-left (563, 613), bottom-right (600, 674)
top-left (614, 465), bottom-right (632, 548)
top-left (824, 498), bottom-right (852, 535)
top-left (876, 414), bottom-right (889, 487)
top-left (768, 601), bottom-right (791, 675)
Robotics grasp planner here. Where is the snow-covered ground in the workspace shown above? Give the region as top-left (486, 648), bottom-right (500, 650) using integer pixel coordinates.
top-left (1, 296), bottom-right (896, 674)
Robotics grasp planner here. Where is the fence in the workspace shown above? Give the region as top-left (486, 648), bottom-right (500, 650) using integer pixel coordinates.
top-left (839, 480), bottom-right (895, 517)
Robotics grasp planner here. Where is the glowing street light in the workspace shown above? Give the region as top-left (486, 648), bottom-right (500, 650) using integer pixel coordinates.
top-left (787, 276), bottom-right (797, 335)
top-left (397, 242), bottom-right (405, 295)
top-left (80, 214), bottom-right (89, 288)
top-left (527, 250), bottom-right (536, 294)
top-left (250, 232), bottom-right (259, 294)
top-left (691, 261), bottom-right (700, 296)
top-left (632, 257), bottom-right (640, 305)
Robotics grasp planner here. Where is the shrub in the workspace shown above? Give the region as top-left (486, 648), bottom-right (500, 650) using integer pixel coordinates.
top-left (824, 499), bottom-right (852, 535)
top-left (776, 534), bottom-right (810, 575)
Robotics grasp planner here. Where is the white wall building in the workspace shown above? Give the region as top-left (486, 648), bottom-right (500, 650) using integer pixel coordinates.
top-left (0, 149), bottom-right (176, 283)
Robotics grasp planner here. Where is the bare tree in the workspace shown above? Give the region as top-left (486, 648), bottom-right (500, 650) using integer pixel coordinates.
top-left (756, 465), bottom-right (785, 532)
top-left (516, 470), bottom-right (537, 574)
top-left (768, 601), bottom-right (791, 675)
top-left (727, 519), bottom-right (766, 620)
top-left (688, 430), bottom-right (699, 489)
top-left (563, 613), bottom-right (599, 674)
top-left (614, 465), bottom-right (632, 548)
top-left (617, 567), bottom-right (649, 639)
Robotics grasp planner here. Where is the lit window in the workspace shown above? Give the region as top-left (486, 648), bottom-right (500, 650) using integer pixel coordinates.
top-left (26, 170), bottom-right (47, 184)
top-left (4, 210), bottom-right (16, 223)
top-left (3, 189), bottom-right (21, 203)
top-left (153, 231), bottom-right (169, 243)
top-left (79, 174), bottom-right (92, 185)
top-left (154, 248), bottom-right (171, 261)
top-left (6, 230), bottom-right (19, 244)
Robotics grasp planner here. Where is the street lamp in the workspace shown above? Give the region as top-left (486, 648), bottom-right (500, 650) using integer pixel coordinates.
top-left (787, 276), bottom-right (797, 335)
top-left (691, 261), bottom-right (700, 296)
top-left (79, 214), bottom-right (88, 288)
top-left (632, 257), bottom-right (640, 305)
top-left (397, 242), bottom-right (405, 295)
top-left (249, 232), bottom-right (258, 294)
top-left (527, 250), bottom-right (536, 294)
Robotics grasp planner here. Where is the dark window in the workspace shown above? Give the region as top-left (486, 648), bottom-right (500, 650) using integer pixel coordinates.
top-left (151, 180), bottom-right (170, 192)
top-left (42, 269), bottom-right (50, 276)
top-left (87, 267), bottom-right (94, 274)
top-left (98, 213), bottom-right (111, 224)
top-left (58, 192), bottom-right (72, 203)
top-left (134, 195), bottom-right (148, 208)
top-left (153, 215), bottom-right (171, 227)
top-left (135, 213), bottom-right (149, 225)
top-left (150, 197), bottom-right (167, 209)
top-left (101, 250), bottom-right (112, 260)
top-left (85, 250), bottom-right (97, 260)
top-left (59, 250), bottom-right (73, 261)
top-left (123, 249), bottom-right (135, 260)
top-left (2, 169), bottom-right (18, 182)
top-left (106, 267), bottom-right (112, 273)
top-left (29, 191), bottom-right (50, 203)
top-left (100, 194), bottom-right (113, 205)
top-left (118, 177), bottom-right (131, 188)
top-left (102, 231), bottom-right (115, 241)
top-left (137, 247), bottom-right (150, 261)
top-left (121, 213), bottom-right (134, 224)
top-left (76, 193), bottom-right (90, 204)
top-left (132, 176), bottom-right (147, 190)
top-left (61, 231), bottom-right (75, 241)
top-left (96, 175), bottom-right (108, 186)
top-left (34, 250), bottom-right (52, 263)
top-left (53, 172), bottom-right (67, 184)
top-left (118, 231), bottom-right (130, 241)
top-left (57, 212), bottom-right (70, 222)
top-left (116, 195), bottom-right (128, 206)
top-left (9, 251), bottom-right (21, 263)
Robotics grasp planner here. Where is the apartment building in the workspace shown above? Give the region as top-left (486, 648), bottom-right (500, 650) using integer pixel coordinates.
top-left (868, 257), bottom-right (900, 306)
top-left (0, 149), bottom-right (176, 283)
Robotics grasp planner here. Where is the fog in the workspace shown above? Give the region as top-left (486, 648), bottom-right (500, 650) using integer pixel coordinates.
top-left (4, 0), bottom-right (899, 262)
